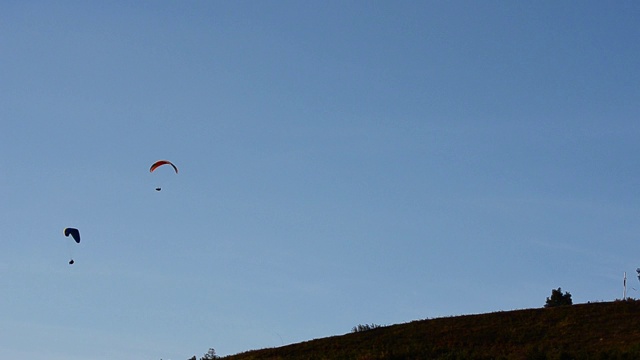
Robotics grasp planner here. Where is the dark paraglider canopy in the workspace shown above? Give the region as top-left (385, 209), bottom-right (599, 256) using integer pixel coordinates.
top-left (150, 160), bottom-right (178, 174)
top-left (63, 228), bottom-right (80, 265)
top-left (64, 227), bottom-right (81, 243)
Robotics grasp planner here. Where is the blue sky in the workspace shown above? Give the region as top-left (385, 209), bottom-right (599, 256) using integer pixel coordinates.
top-left (1, 1), bottom-right (639, 359)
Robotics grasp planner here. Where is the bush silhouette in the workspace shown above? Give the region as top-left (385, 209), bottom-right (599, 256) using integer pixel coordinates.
top-left (545, 288), bottom-right (572, 308)
top-left (352, 323), bottom-right (382, 333)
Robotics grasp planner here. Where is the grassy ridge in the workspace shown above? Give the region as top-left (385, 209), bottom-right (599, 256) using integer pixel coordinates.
top-left (222, 300), bottom-right (640, 360)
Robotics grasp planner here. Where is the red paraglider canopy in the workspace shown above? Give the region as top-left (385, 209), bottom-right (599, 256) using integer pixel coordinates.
top-left (150, 160), bottom-right (178, 174)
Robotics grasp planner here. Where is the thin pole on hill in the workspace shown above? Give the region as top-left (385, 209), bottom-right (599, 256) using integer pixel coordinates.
top-left (623, 272), bottom-right (627, 300)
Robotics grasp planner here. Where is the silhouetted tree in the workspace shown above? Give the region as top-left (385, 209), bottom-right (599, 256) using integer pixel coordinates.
top-left (200, 348), bottom-right (219, 360)
top-left (351, 323), bottom-right (382, 333)
top-left (545, 287), bottom-right (572, 307)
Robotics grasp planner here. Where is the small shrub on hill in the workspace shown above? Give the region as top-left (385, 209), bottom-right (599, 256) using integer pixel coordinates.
top-left (545, 288), bottom-right (572, 308)
top-left (352, 323), bottom-right (383, 333)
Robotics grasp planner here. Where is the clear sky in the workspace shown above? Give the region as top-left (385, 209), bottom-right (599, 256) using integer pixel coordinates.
top-left (1, 1), bottom-right (639, 359)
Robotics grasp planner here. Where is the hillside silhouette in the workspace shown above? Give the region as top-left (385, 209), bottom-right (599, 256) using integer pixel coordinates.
top-left (221, 300), bottom-right (640, 360)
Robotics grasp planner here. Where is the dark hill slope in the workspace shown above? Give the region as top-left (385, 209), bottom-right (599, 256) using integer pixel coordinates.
top-left (223, 300), bottom-right (640, 360)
